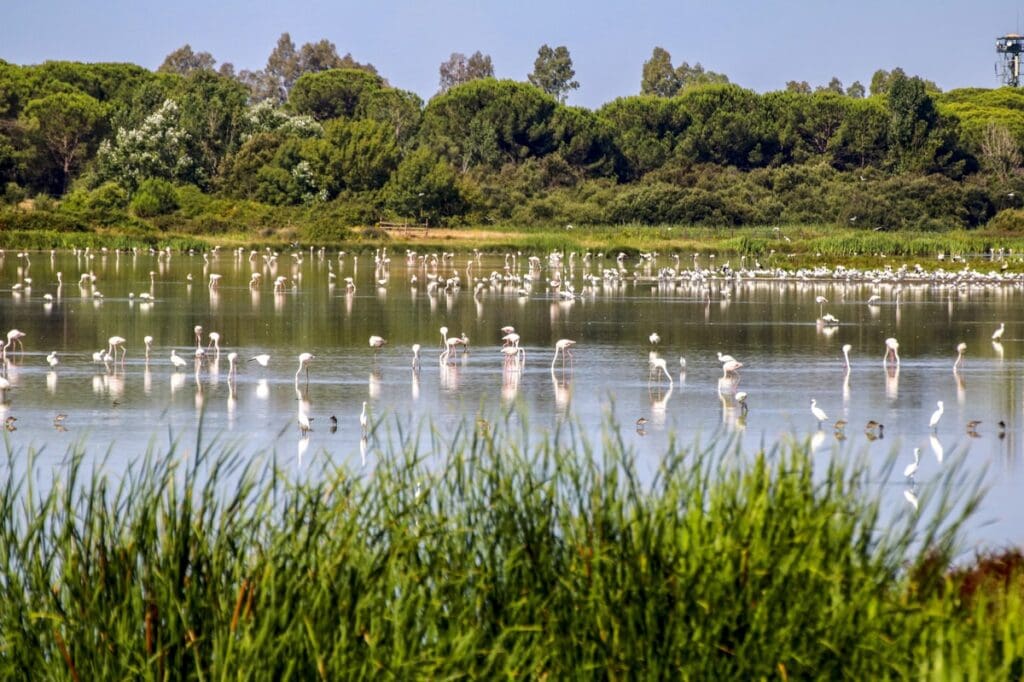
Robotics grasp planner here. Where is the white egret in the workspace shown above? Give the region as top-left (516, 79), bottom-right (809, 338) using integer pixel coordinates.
top-left (992, 322), bottom-right (1005, 341)
top-left (929, 400), bottom-right (944, 432)
top-left (810, 398), bottom-right (828, 426)
top-left (903, 447), bottom-right (920, 479)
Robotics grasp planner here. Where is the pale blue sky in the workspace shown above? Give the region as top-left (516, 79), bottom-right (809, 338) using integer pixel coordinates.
top-left (3, 1), bottom-right (1022, 107)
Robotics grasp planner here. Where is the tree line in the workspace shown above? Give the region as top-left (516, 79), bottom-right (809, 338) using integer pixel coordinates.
top-left (2, 34), bottom-right (1024, 234)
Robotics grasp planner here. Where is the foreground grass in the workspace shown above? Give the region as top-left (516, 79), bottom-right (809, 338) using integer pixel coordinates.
top-left (0, 417), bottom-right (1020, 678)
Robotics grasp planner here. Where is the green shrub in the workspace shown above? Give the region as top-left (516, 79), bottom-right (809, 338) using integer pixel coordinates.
top-left (130, 178), bottom-right (179, 217)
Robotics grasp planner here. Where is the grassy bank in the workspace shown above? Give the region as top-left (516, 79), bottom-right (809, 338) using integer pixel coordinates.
top-left (4, 219), bottom-right (1024, 272)
top-left (0, 417), bottom-right (1020, 677)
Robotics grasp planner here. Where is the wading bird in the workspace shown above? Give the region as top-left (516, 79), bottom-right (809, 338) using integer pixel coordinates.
top-left (369, 335), bottom-right (387, 355)
top-left (993, 322), bottom-right (1006, 342)
top-left (170, 349), bottom-right (187, 370)
top-left (4, 329), bottom-right (25, 357)
top-left (107, 336), bottom-right (126, 363)
top-left (295, 352), bottom-right (315, 385)
top-left (929, 400), bottom-right (944, 432)
top-left (954, 342), bottom-right (966, 370)
top-left (649, 357), bottom-right (673, 387)
top-left (842, 344), bottom-right (852, 370)
top-left (903, 447), bottom-right (920, 479)
top-left (810, 398), bottom-right (828, 427)
top-left (249, 353), bottom-right (271, 368)
top-left (551, 339), bottom-right (576, 370)
top-left (298, 411), bottom-right (312, 436)
top-left (883, 337), bottom-right (899, 367)
top-left (360, 401), bottom-right (368, 436)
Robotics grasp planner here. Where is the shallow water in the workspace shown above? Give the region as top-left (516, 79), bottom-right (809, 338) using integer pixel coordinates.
top-left (1, 248), bottom-right (1023, 549)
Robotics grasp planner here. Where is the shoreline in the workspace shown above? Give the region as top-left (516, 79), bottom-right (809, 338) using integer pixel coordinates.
top-left (3, 223), bottom-right (1024, 270)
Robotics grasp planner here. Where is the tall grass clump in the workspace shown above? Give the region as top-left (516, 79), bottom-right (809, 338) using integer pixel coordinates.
top-left (0, 417), bottom-right (1017, 678)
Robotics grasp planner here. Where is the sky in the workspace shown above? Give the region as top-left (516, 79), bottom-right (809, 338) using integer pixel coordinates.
top-left (3, 1), bottom-right (1024, 108)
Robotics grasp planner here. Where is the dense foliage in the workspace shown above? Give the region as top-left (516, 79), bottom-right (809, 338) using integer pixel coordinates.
top-left (3, 417), bottom-right (1021, 678)
top-left (4, 41), bottom-right (1024, 236)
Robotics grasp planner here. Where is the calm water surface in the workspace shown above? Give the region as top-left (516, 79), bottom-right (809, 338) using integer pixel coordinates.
top-left (1, 248), bottom-right (1023, 549)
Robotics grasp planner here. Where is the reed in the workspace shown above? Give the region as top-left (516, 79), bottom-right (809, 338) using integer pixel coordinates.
top-left (0, 417), bottom-right (1019, 677)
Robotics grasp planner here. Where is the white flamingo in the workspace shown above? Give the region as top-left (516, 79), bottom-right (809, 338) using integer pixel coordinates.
top-left (551, 339), bottom-right (576, 370)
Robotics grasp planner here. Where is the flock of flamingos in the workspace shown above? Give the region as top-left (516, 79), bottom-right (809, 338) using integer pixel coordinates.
top-left (0, 245), bottom-right (1018, 503)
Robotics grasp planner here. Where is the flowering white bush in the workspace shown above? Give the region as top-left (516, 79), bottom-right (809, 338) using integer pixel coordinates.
top-left (243, 101), bottom-right (322, 141)
top-left (97, 100), bottom-right (202, 191)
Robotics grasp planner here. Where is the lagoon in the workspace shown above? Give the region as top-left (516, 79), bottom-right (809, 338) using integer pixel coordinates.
top-left (0, 247), bottom-right (1022, 548)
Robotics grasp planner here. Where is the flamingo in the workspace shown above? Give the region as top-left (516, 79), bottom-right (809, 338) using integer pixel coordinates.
top-left (717, 351), bottom-right (737, 365)
top-left (107, 336), bottom-right (126, 363)
top-left (439, 326), bottom-right (449, 349)
top-left (815, 295), bottom-right (828, 318)
top-left (295, 352), bottom-right (315, 385)
top-left (992, 322), bottom-right (1005, 341)
top-left (360, 401), bottom-right (368, 436)
top-left (369, 335), bottom-right (387, 355)
top-left (649, 357), bottom-right (673, 386)
top-left (810, 398), bottom-right (828, 427)
top-left (551, 339), bottom-right (576, 370)
top-left (4, 329), bottom-right (25, 357)
top-left (144, 335), bottom-right (154, 360)
top-left (735, 391), bottom-right (748, 413)
top-left (954, 342), bottom-right (966, 370)
top-left (207, 332), bottom-right (221, 355)
top-left (412, 343), bottom-right (421, 369)
top-left (441, 336), bottom-right (462, 364)
top-left (721, 358), bottom-right (743, 377)
top-left (842, 344), bottom-right (852, 370)
top-left (883, 337), bottom-right (899, 367)
top-left (227, 352), bottom-right (238, 379)
top-left (929, 401), bottom-right (944, 432)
